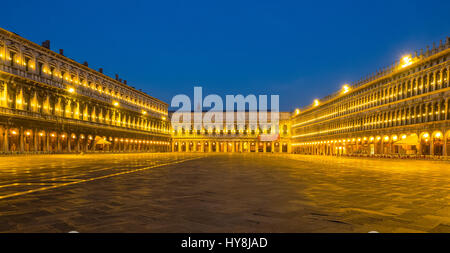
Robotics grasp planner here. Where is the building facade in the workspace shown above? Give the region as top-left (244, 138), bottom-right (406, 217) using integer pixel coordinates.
top-left (3, 27), bottom-right (450, 157)
top-left (291, 38), bottom-right (450, 157)
top-left (0, 28), bottom-right (171, 154)
top-left (171, 111), bottom-right (291, 153)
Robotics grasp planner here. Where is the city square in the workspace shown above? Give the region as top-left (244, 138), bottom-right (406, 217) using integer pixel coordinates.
top-left (0, 0), bottom-right (449, 244)
top-left (0, 153), bottom-right (448, 233)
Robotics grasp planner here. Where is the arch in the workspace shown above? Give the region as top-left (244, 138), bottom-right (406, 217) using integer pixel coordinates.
top-left (432, 131), bottom-right (444, 156)
top-left (419, 132), bottom-right (431, 155)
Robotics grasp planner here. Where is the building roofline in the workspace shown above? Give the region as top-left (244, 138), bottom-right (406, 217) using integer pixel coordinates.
top-left (0, 27), bottom-right (168, 106)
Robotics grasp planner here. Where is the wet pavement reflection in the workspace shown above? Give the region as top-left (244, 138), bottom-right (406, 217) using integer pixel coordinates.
top-left (0, 153), bottom-right (448, 232)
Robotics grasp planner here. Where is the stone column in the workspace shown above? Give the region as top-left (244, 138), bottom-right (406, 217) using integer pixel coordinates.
top-left (3, 128), bottom-right (8, 152)
top-left (33, 129), bottom-right (38, 152)
top-left (19, 127), bottom-right (24, 152)
top-left (45, 133), bottom-right (49, 152)
top-left (76, 137), bottom-right (80, 152)
top-left (67, 137), bottom-right (71, 152)
top-left (443, 139), bottom-right (448, 156)
top-left (446, 99), bottom-right (449, 120)
top-left (57, 134), bottom-right (62, 152)
top-left (430, 140), bottom-right (435, 156)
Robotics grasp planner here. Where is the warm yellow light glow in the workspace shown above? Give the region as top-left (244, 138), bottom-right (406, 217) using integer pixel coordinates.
top-left (113, 101), bottom-right (119, 107)
top-left (423, 133), bottom-right (429, 138)
top-left (435, 132), bottom-right (442, 138)
top-left (11, 130), bottom-right (17, 135)
top-left (401, 134), bottom-right (407, 139)
top-left (142, 110), bottom-right (147, 115)
top-left (313, 99), bottom-right (320, 107)
top-left (295, 108), bottom-right (300, 115)
top-left (68, 87), bottom-right (75, 93)
top-left (342, 84), bottom-right (350, 94)
top-left (162, 116), bottom-right (166, 121)
top-left (401, 55), bottom-right (413, 68)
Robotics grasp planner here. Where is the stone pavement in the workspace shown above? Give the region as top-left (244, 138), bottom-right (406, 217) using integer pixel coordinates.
top-left (0, 153), bottom-right (448, 232)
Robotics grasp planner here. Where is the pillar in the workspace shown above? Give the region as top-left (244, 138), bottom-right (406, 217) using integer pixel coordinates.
top-left (19, 127), bottom-right (24, 152)
top-left (67, 136), bottom-right (71, 152)
top-left (33, 129), bottom-right (38, 152)
top-left (57, 134), bottom-right (62, 152)
top-left (3, 127), bottom-right (8, 152)
top-left (443, 139), bottom-right (448, 156)
top-left (430, 141), bottom-right (435, 156)
top-left (45, 133), bottom-right (49, 152)
top-left (76, 137), bottom-right (80, 152)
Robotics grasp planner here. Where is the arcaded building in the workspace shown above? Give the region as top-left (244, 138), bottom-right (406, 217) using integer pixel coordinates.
top-left (0, 28), bottom-right (171, 153)
top-left (171, 111), bottom-right (291, 153)
top-left (292, 38), bottom-right (450, 157)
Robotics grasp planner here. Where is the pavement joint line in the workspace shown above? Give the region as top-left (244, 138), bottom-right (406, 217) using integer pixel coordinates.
top-left (0, 156), bottom-right (204, 201)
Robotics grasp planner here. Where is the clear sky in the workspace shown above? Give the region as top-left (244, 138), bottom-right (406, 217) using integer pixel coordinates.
top-left (2, 0), bottom-right (449, 111)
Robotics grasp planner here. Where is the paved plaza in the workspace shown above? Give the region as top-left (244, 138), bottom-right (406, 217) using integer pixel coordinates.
top-left (0, 153), bottom-right (449, 233)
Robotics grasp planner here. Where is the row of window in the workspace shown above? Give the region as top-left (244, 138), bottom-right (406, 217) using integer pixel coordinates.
top-left (0, 38), bottom-right (167, 115)
top-left (293, 54), bottom-right (449, 127)
top-left (293, 99), bottom-right (449, 140)
top-left (0, 84), bottom-right (169, 133)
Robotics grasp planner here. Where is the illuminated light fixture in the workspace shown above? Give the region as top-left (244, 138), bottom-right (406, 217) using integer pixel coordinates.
top-left (342, 84), bottom-right (350, 94)
top-left (161, 116), bottom-right (166, 120)
top-left (295, 108), bottom-right (300, 115)
top-left (401, 55), bottom-right (413, 68)
top-left (51, 133), bottom-right (55, 137)
top-left (313, 99), bottom-right (320, 107)
top-left (384, 136), bottom-right (389, 142)
top-left (68, 87), bottom-right (75, 93)
top-left (25, 131), bottom-right (31, 136)
top-left (423, 133), bottom-right (429, 138)
top-left (11, 130), bottom-right (17, 135)
top-left (142, 110), bottom-right (147, 115)
top-left (435, 132), bottom-right (442, 138)
top-left (392, 136), bottom-right (398, 141)
top-left (113, 101), bottom-right (119, 107)
top-left (401, 134), bottom-right (407, 139)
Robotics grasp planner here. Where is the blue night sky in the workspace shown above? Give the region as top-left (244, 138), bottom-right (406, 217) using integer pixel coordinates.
top-left (2, 0), bottom-right (449, 111)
